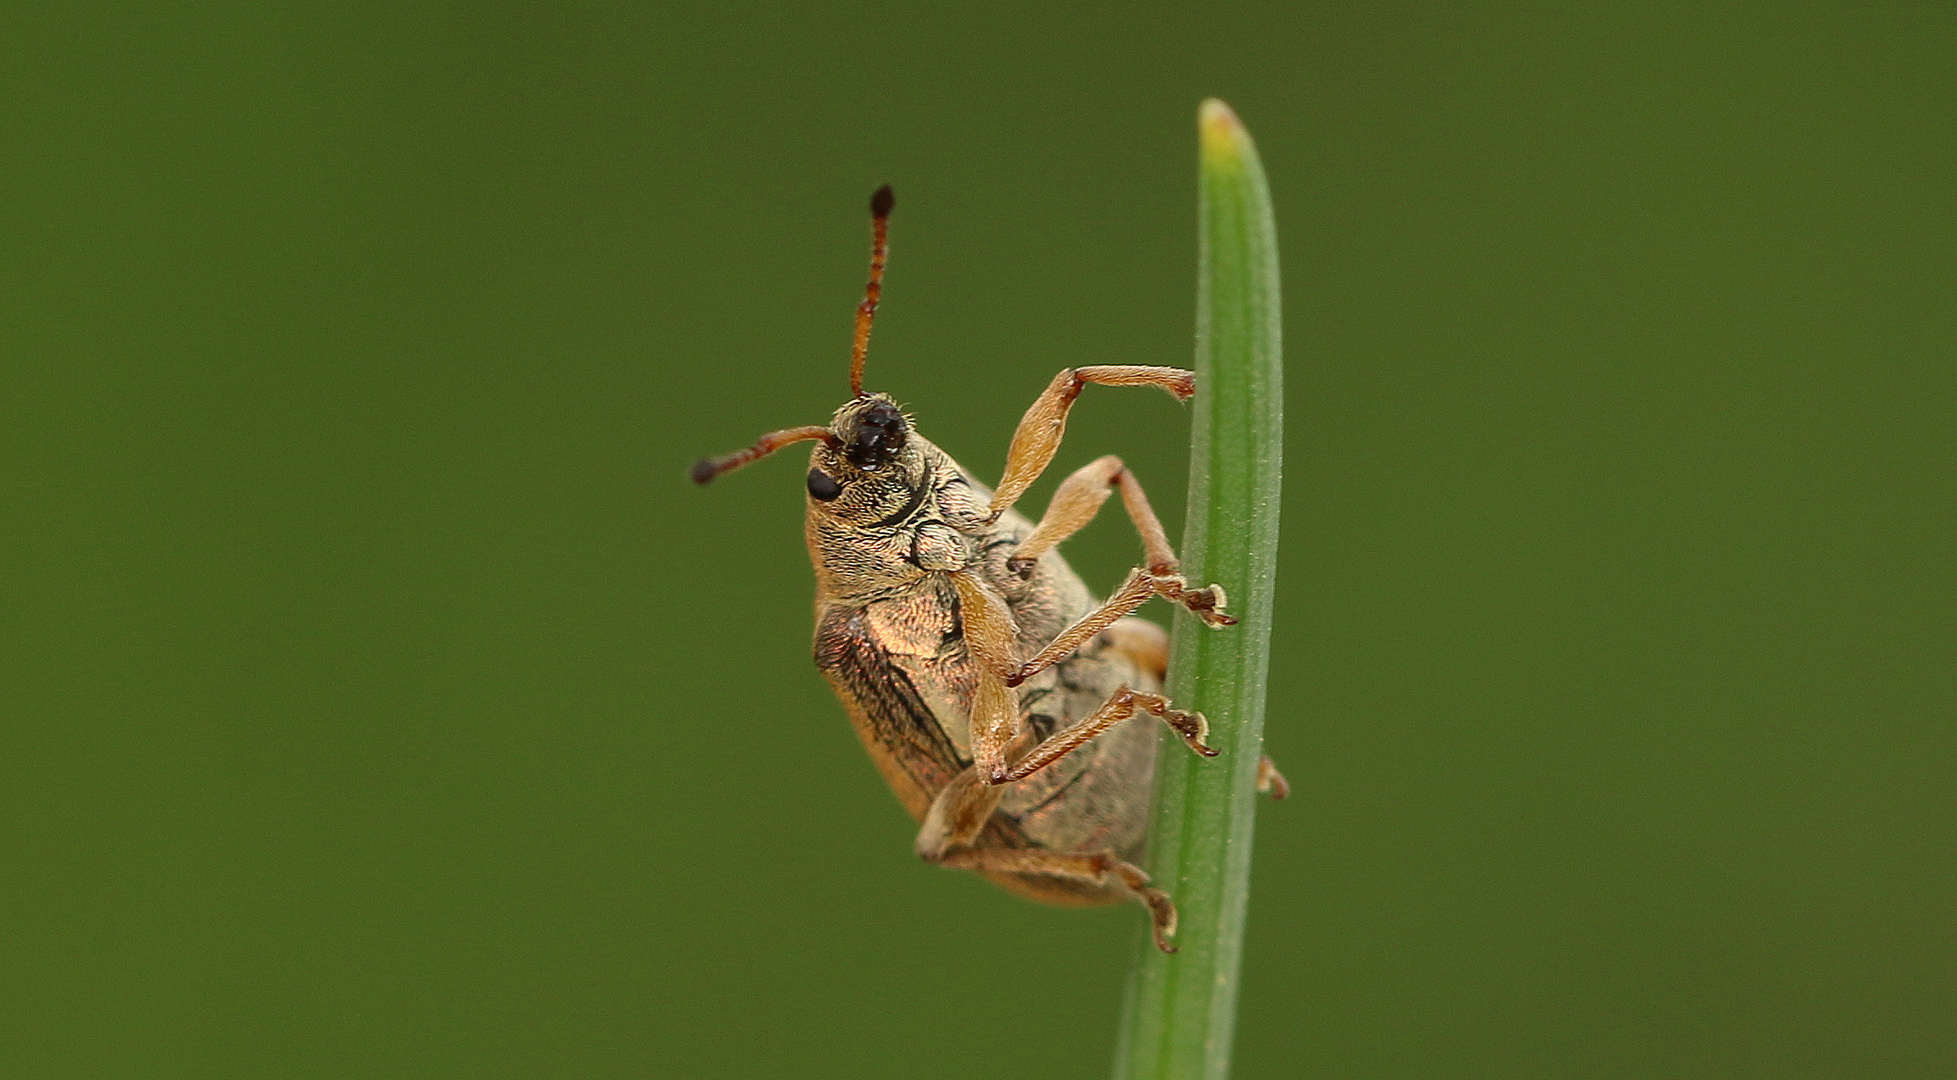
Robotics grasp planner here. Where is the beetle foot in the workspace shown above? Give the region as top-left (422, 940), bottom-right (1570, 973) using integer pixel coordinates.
top-left (1103, 858), bottom-right (1179, 953)
top-left (1175, 582), bottom-right (1237, 627)
top-left (1145, 887), bottom-right (1180, 953)
top-left (1257, 754), bottom-right (1291, 800)
top-left (1157, 705), bottom-right (1217, 758)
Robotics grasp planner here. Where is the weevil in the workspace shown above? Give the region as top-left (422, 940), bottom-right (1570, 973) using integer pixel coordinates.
top-left (692, 186), bottom-right (1285, 951)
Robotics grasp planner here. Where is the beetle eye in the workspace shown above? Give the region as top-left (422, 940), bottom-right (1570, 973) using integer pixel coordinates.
top-left (806, 468), bottom-right (843, 501)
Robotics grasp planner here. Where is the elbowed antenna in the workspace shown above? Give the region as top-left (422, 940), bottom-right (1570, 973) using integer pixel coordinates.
top-left (850, 184), bottom-right (894, 399)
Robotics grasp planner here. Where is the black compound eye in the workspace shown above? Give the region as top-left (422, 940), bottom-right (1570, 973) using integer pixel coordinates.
top-left (806, 468), bottom-right (843, 501)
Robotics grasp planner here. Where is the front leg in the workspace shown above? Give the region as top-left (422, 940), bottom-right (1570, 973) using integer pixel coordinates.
top-left (988, 366), bottom-right (1195, 520)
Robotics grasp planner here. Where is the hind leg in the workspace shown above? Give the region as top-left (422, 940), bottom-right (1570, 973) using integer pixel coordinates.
top-left (1103, 615), bottom-right (1292, 802)
top-left (935, 844), bottom-right (1181, 953)
top-left (913, 768), bottom-right (1181, 952)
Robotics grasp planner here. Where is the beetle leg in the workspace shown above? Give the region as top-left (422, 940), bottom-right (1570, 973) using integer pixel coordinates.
top-left (947, 570), bottom-right (1031, 783)
top-left (1004, 459), bottom-right (1234, 689)
top-left (934, 846), bottom-right (1181, 953)
top-left (1008, 570), bottom-right (1229, 689)
top-left (988, 366), bottom-right (1195, 521)
top-left (993, 684), bottom-right (1216, 788)
top-left (1098, 620), bottom-right (1294, 800)
top-left (1257, 754), bottom-right (1291, 800)
top-left (914, 767), bottom-right (1005, 860)
top-left (1008, 454), bottom-right (1171, 574)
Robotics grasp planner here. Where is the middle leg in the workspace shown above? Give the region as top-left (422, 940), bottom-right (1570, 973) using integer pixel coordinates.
top-left (1005, 456), bottom-right (1235, 689)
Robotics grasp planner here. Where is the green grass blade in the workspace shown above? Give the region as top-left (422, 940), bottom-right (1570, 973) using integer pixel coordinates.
top-left (1113, 99), bottom-right (1283, 1080)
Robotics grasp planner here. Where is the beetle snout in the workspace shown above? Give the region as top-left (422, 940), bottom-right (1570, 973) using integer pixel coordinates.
top-left (834, 395), bottom-right (909, 471)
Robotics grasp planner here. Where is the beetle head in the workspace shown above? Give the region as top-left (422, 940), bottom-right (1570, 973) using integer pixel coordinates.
top-left (800, 392), bottom-right (929, 522)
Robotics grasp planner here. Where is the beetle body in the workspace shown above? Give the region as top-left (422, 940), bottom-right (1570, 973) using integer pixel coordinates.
top-left (695, 189), bottom-right (1282, 949)
top-left (807, 412), bottom-right (1164, 907)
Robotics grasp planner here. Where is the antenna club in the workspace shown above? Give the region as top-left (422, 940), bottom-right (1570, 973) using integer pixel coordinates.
top-left (871, 184), bottom-right (894, 218)
top-left (690, 459), bottom-right (718, 484)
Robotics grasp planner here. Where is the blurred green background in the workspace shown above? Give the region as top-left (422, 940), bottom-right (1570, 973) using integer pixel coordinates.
top-left (4, 2), bottom-right (1951, 1077)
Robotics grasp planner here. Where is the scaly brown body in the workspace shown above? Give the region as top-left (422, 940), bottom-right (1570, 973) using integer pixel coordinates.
top-left (694, 186), bottom-right (1283, 949)
top-left (810, 437), bottom-right (1166, 907)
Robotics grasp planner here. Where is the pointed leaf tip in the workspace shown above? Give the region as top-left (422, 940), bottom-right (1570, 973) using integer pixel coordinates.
top-left (1200, 99), bottom-right (1247, 166)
